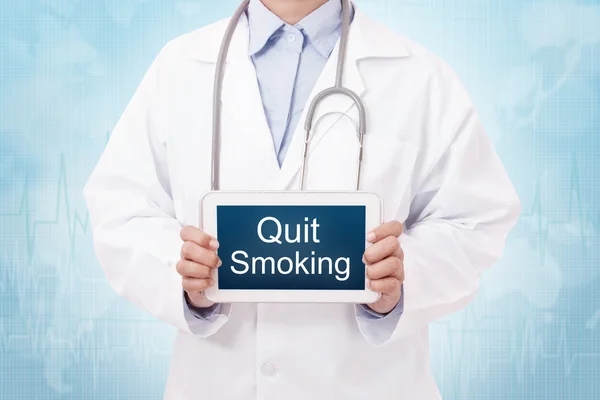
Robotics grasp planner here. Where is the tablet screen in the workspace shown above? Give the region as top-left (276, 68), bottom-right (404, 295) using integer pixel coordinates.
top-left (216, 205), bottom-right (366, 290)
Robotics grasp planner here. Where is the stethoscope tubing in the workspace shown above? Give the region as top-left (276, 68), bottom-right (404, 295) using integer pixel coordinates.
top-left (212, 0), bottom-right (366, 191)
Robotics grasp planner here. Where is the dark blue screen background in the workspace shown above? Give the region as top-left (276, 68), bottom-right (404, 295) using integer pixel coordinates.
top-left (216, 205), bottom-right (366, 290)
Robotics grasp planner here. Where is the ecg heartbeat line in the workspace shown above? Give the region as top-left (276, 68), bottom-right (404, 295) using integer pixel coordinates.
top-left (520, 153), bottom-right (600, 252)
top-left (1, 153), bottom-right (90, 264)
top-left (430, 301), bottom-right (600, 388)
top-left (0, 313), bottom-right (173, 357)
top-left (0, 314), bottom-right (173, 386)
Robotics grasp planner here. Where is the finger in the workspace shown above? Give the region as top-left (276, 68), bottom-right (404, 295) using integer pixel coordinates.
top-left (368, 277), bottom-right (400, 294)
top-left (363, 235), bottom-right (399, 264)
top-left (176, 259), bottom-right (215, 278)
top-left (367, 220), bottom-right (403, 243)
top-left (394, 260), bottom-right (405, 282)
top-left (180, 225), bottom-right (219, 250)
top-left (180, 241), bottom-right (221, 267)
top-left (395, 263), bottom-right (404, 284)
top-left (366, 257), bottom-right (402, 280)
top-left (182, 277), bottom-right (214, 292)
top-left (395, 246), bottom-right (404, 261)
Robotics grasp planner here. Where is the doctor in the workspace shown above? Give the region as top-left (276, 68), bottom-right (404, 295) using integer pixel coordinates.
top-left (83, 0), bottom-right (520, 399)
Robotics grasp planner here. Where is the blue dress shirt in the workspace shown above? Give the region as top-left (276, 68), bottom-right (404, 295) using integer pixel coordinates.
top-left (248, 0), bottom-right (344, 165)
top-left (185, 0), bottom-right (403, 342)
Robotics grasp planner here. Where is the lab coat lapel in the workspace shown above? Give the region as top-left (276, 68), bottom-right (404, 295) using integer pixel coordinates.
top-left (218, 16), bottom-right (281, 176)
top-left (274, 7), bottom-right (412, 191)
top-left (275, 14), bottom-right (366, 190)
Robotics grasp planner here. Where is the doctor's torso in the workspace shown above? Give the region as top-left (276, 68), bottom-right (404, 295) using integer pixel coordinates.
top-left (159, 11), bottom-right (439, 399)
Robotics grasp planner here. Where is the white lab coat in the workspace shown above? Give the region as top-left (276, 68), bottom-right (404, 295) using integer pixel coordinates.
top-left (83, 5), bottom-right (520, 400)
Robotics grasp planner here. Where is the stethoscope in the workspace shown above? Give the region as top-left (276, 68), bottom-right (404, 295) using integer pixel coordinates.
top-left (211, 0), bottom-right (366, 191)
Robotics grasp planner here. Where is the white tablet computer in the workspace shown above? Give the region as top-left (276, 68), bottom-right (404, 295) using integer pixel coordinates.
top-left (200, 191), bottom-right (382, 303)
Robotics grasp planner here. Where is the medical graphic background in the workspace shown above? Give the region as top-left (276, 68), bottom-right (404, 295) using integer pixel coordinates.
top-left (0, 0), bottom-right (599, 398)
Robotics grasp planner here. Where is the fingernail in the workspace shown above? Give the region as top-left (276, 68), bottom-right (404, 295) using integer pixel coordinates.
top-left (362, 256), bottom-right (367, 264)
top-left (209, 239), bottom-right (219, 250)
top-left (217, 259), bottom-right (222, 268)
top-left (366, 232), bottom-right (376, 242)
top-left (366, 279), bottom-right (372, 289)
top-left (208, 278), bottom-right (214, 286)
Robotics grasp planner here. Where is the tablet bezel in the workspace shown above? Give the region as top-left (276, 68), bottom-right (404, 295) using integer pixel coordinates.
top-left (200, 191), bottom-right (383, 304)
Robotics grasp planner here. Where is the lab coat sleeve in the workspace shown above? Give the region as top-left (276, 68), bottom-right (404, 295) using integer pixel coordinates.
top-left (363, 71), bottom-right (521, 346)
top-left (353, 292), bottom-right (404, 345)
top-left (83, 50), bottom-right (231, 338)
top-left (185, 294), bottom-right (225, 320)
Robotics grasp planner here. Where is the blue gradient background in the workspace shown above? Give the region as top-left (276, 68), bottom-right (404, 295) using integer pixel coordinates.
top-left (1, 0), bottom-right (599, 398)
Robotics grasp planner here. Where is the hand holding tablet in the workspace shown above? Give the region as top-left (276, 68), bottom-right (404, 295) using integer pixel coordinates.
top-left (362, 220), bottom-right (405, 314)
top-left (178, 225), bottom-right (221, 309)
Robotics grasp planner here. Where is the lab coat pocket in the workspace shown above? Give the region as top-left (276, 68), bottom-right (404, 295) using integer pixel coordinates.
top-left (360, 135), bottom-right (419, 221)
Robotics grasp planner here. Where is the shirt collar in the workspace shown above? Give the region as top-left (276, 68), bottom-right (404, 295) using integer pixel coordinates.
top-left (296, 0), bottom-right (347, 58)
top-left (246, 0), bottom-right (285, 56)
top-left (247, 0), bottom-right (352, 58)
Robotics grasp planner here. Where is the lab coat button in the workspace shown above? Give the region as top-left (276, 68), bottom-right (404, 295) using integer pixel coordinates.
top-left (261, 362), bottom-right (277, 377)
top-left (286, 33), bottom-right (296, 43)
